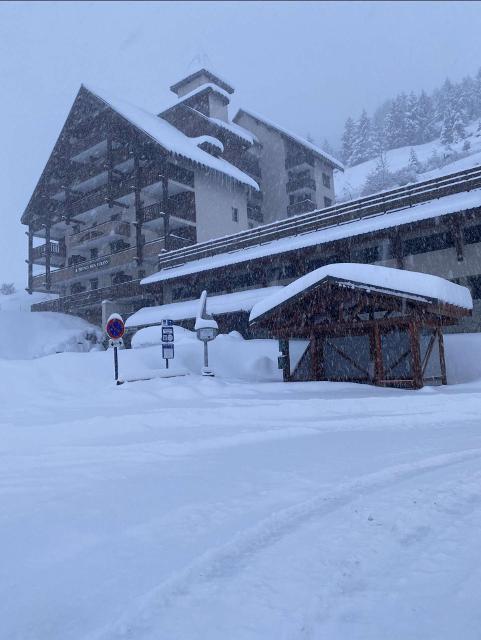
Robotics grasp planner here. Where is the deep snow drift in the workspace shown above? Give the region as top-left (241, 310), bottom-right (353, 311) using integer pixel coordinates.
top-left (1, 313), bottom-right (481, 639)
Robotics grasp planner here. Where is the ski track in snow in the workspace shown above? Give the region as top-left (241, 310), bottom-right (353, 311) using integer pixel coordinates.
top-left (89, 448), bottom-right (481, 640)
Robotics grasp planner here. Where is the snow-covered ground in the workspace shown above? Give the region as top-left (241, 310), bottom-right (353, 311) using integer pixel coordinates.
top-left (335, 118), bottom-right (481, 201)
top-left (1, 317), bottom-right (481, 639)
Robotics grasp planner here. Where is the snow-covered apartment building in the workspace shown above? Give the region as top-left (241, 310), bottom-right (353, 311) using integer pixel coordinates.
top-left (22, 68), bottom-right (340, 323)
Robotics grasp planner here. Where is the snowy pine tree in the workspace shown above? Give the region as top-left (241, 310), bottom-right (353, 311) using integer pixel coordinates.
top-left (340, 117), bottom-right (356, 165)
top-left (408, 147), bottom-right (421, 173)
top-left (350, 110), bottom-right (373, 165)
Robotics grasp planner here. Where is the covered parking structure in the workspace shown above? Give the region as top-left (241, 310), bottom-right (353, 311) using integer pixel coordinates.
top-left (249, 264), bottom-right (472, 389)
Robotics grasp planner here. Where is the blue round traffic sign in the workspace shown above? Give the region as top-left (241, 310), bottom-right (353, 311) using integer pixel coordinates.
top-left (106, 316), bottom-right (125, 339)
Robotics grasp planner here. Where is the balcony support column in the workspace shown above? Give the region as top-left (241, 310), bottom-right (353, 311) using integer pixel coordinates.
top-left (106, 131), bottom-right (113, 207)
top-left (162, 176), bottom-right (170, 252)
top-left (134, 151), bottom-right (143, 265)
top-left (27, 224), bottom-right (33, 293)
top-left (45, 223), bottom-right (51, 291)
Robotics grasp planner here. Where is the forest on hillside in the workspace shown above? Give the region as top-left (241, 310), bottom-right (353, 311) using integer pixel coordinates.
top-left (340, 69), bottom-right (481, 167)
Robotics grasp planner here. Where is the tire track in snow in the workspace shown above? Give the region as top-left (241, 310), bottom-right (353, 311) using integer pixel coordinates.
top-left (88, 447), bottom-right (481, 640)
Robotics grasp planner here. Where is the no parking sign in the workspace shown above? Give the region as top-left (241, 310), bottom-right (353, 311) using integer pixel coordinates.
top-left (105, 313), bottom-right (125, 384)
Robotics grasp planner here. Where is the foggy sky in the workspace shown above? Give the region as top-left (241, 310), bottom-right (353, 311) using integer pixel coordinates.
top-left (1, 0), bottom-right (481, 287)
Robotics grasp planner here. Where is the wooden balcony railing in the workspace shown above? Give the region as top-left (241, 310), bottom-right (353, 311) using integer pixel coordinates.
top-left (286, 199), bottom-right (317, 216)
top-left (69, 220), bottom-right (131, 249)
top-left (285, 154), bottom-right (315, 170)
top-left (286, 176), bottom-right (316, 193)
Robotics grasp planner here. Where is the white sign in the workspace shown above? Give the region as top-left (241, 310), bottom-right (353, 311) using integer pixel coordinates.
top-left (162, 326), bottom-right (174, 343)
top-left (162, 344), bottom-right (174, 360)
top-left (196, 326), bottom-right (217, 342)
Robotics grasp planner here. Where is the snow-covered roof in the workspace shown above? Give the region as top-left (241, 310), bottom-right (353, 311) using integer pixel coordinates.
top-left (234, 108), bottom-right (344, 171)
top-left (170, 68), bottom-right (234, 95)
top-left (191, 135), bottom-right (224, 153)
top-left (249, 263), bottom-right (473, 323)
top-left (208, 116), bottom-right (258, 145)
top-left (177, 83), bottom-right (231, 104)
top-left (83, 85), bottom-right (258, 190)
top-left (126, 286), bottom-right (283, 328)
top-left (141, 187), bottom-right (481, 286)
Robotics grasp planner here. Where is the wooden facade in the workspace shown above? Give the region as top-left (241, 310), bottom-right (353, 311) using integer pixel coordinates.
top-left (250, 277), bottom-right (470, 390)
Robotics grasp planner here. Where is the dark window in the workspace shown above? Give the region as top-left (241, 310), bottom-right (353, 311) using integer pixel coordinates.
top-left (90, 247), bottom-right (98, 260)
top-left (352, 246), bottom-right (380, 263)
top-left (110, 240), bottom-right (130, 254)
top-left (232, 207), bottom-right (239, 223)
top-left (467, 275), bottom-right (481, 299)
top-left (322, 172), bottom-right (331, 188)
top-left (403, 231), bottom-right (454, 256)
top-left (324, 196), bottom-right (332, 207)
top-left (111, 272), bottom-right (132, 285)
top-left (464, 224), bottom-right (481, 245)
top-left (71, 282), bottom-right (86, 294)
top-left (89, 278), bottom-right (98, 290)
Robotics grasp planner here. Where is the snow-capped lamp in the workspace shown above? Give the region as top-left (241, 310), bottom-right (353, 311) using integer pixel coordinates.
top-left (195, 290), bottom-right (218, 377)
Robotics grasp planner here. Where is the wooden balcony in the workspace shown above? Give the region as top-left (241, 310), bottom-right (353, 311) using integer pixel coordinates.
top-left (31, 280), bottom-right (147, 313)
top-left (142, 192), bottom-right (196, 230)
top-left (285, 154), bottom-right (315, 170)
top-left (287, 199), bottom-right (317, 216)
top-left (31, 242), bottom-right (66, 267)
top-left (286, 175), bottom-right (316, 193)
top-left (69, 220), bottom-right (131, 250)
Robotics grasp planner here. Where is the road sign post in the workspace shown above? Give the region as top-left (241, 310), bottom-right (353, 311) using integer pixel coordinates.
top-left (105, 313), bottom-right (125, 385)
top-left (161, 319), bottom-right (174, 368)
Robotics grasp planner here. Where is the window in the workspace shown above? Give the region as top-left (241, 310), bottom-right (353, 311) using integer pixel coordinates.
top-left (232, 207), bottom-right (239, 223)
top-left (467, 275), bottom-right (481, 299)
top-left (90, 247), bottom-right (98, 260)
top-left (322, 172), bottom-right (331, 189)
top-left (324, 196), bottom-right (332, 207)
top-left (351, 246), bottom-right (380, 263)
top-left (110, 239), bottom-right (130, 254)
top-left (464, 224), bottom-right (481, 245)
top-left (403, 231), bottom-right (454, 256)
top-left (89, 278), bottom-right (98, 291)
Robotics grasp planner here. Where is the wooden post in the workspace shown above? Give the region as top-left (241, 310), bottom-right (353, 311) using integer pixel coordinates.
top-left (134, 150), bottom-right (143, 265)
top-left (449, 218), bottom-right (464, 263)
top-left (373, 324), bottom-right (384, 384)
top-left (106, 129), bottom-right (113, 207)
top-left (310, 334), bottom-right (320, 380)
top-left (409, 321), bottom-right (423, 389)
top-left (391, 232), bottom-right (404, 269)
top-left (45, 222), bottom-right (51, 291)
top-left (27, 224), bottom-right (33, 293)
top-left (438, 327), bottom-right (447, 385)
top-left (162, 176), bottom-right (170, 252)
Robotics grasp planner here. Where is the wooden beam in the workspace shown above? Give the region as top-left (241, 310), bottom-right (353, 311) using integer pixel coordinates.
top-left (438, 328), bottom-right (448, 385)
top-left (373, 324), bottom-right (384, 383)
top-left (45, 224), bottom-right (51, 291)
top-left (408, 321), bottom-right (423, 389)
top-left (134, 149), bottom-right (143, 265)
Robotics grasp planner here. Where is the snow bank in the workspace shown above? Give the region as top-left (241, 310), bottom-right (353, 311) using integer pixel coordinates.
top-left (0, 290), bottom-right (58, 312)
top-left (131, 326), bottom-right (281, 382)
top-left (444, 332), bottom-right (481, 383)
top-left (0, 312), bottom-right (102, 360)
top-left (250, 263), bottom-right (473, 322)
top-left (336, 117), bottom-right (481, 201)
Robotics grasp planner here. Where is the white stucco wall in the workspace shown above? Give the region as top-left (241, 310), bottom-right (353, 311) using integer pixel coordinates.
top-left (235, 113), bottom-right (290, 224)
top-left (193, 170), bottom-right (249, 243)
